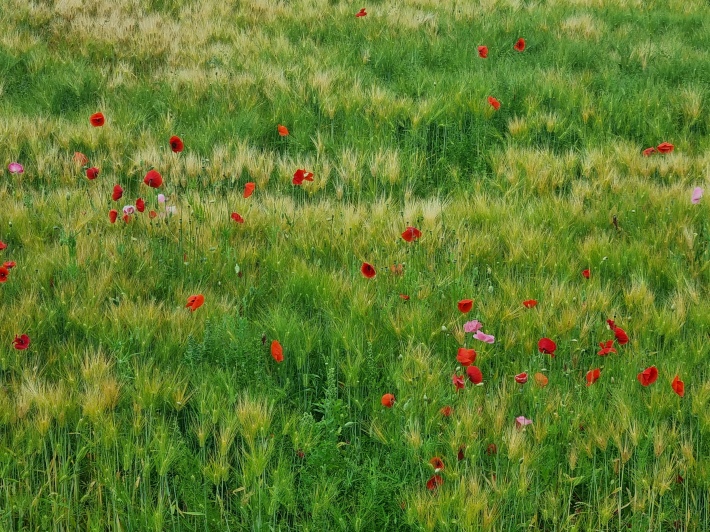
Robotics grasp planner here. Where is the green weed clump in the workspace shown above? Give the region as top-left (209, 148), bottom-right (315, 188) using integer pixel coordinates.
top-left (1, 0), bottom-right (710, 529)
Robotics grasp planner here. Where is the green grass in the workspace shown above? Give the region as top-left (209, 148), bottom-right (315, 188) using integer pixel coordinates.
top-left (1, 0), bottom-right (710, 529)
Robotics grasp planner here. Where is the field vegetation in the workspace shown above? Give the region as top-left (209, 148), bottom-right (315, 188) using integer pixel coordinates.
top-left (1, 0), bottom-right (710, 529)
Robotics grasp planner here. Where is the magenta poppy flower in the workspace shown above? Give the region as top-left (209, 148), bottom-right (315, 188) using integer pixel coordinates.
top-left (473, 331), bottom-right (495, 344)
top-left (515, 416), bottom-right (533, 428)
top-left (8, 162), bottom-right (24, 174)
top-left (691, 187), bottom-right (703, 204)
top-left (464, 320), bottom-right (483, 333)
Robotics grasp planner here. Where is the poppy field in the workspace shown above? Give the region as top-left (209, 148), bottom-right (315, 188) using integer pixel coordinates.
top-left (2, 0), bottom-right (710, 530)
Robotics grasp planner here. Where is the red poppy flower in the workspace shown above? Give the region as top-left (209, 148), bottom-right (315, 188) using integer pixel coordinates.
top-left (458, 444), bottom-right (466, 460)
top-left (277, 124), bottom-right (289, 136)
top-left (74, 152), bottom-right (89, 166)
top-left (390, 263), bottom-right (404, 275)
top-left (144, 169), bottom-right (163, 188)
top-left (381, 393), bottom-right (395, 407)
top-left (456, 347), bottom-right (477, 366)
top-left (90, 112), bottom-right (105, 127)
top-left (671, 375), bottom-right (684, 397)
top-left (440, 405), bottom-right (452, 417)
top-left (0, 266), bottom-right (8, 283)
top-left (429, 457), bottom-right (444, 472)
top-left (271, 340), bottom-right (284, 363)
top-left (537, 338), bottom-right (557, 356)
top-left (109, 209), bottom-right (118, 223)
top-left (136, 198), bottom-right (145, 213)
top-left (112, 185), bottom-right (123, 201)
top-left (399, 294), bottom-right (410, 300)
top-left (3, 261), bottom-right (16, 269)
top-left (0, 241), bottom-right (7, 250)
top-left (86, 167), bottom-right (99, 180)
top-left (452, 374), bottom-right (465, 390)
top-left (456, 346), bottom-right (478, 366)
top-left (478, 45), bottom-right (488, 58)
top-left (613, 327), bottom-right (628, 345)
top-left (123, 214), bottom-right (131, 224)
top-left (361, 262), bottom-right (376, 278)
top-left (401, 226), bottom-right (422, 242)
top-left (488, 96), bottom-right (501, 110)
top-left (355, 8), bottom-right (367, 17)
top-left (292, 168), bottom-right (314, 185)
top-left (642, 147), bottom-right (656, 157)
top-left (231, 212), bottom-right (245, 224)
top-left (149, 210), bottom-right (157, 219)
top-left (185, 294), bottom-right (205, 312)
top-left (522, 299), bottom-right (538, 308)
top-left (243, 182), bottom-right (255, 198)
top-left (597, 340), bottom-right (616, 356)
top-left (582, 268), bottom-right (590, 279)
top-left (169, 136), bottom-right (184, 153)
top-left (514, 372), bottom-right (528, 384)
top-left (586, 368), bottom-right (601, 386)
top-left (457, 299), bottom-right (473, 313)
top-left (13, 334), bottom-right (30, 350)
top-left (466, 365), bottom-right (483, 384)
top-left (514, 38), bottom-right (526, 52)
top-left (426, 474), bottom-right (443, 490)
top-left (657, 142), bottom-right (674, 153)
top-left (637, 366), bottom-right (658, 386)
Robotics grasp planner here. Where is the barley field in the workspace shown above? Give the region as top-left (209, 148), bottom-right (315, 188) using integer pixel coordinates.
top-left (1, 0), bottom-right (710, 530)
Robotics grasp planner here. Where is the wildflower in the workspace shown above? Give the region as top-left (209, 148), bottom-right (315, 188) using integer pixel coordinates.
top-left (399, 294), bottom-right (410, 300)
top-left (158, 193), bottom-right (166, 204)
top-left (534, 372), bottom-right (548, 387)
top-left (488, 96), bottom-right (501, 110)
top-left (466, 365), bottom-right (483, 384)
top-left (464, 320), bottom-right (483, 333)
top-left (3, 261), bottom-right (16, 269)
top-left (582, 268), bottom-right (590, 279)
top-left (671, 375), bottom-right (684, 397)
top-left (90, 112), bottom-right (105, 126)
top-left (185, 294), bottom-right (205, 312)
top-left (144, 169), bottom-right (163, 188)
top-left (452, 374), bottom-right (465, 390)
top-left (642, 147), bottom-right (656, 157)
top-left (440, 405), bottom-right (452, 417)
top-left (456, 347), bottom-right (477, 366)
top-left (656, 142), bottom-right (674, 153)
top-left (586, 368), bottom-right (601, 386)
top-left (457, 299), bottom-right (473, 313)
top-left (381, 393), bottom-right (395, 407)
top-left (514, 38), bottom-right (526, 51)
top-left (0, 241), bottom-right (7, 250)
top-left (637, 366), bottom-right (658, 386)
top-left (292, 169), bottom-right (314, 185)
top-left (478, 46), bottom-right (488, 58)
top-left (244, 182), bottom-right (255, 198)
top-left (514, 372), bottom-right (528, 384)
top-left (515, 416), bottom-right (533, 428)
top-left (112, 185), bottom-right (123, 201)
top-left (522, 299), bottom-right (538, 308)
top-left (691, 187), bottom-right (703, 204)
top-left (169, 136), bottom-right (184, 153)
top-left (109, 209), bottom-right (118, 223)
top-left (473, 331), bottom-right (495, 343)
top-left (426, 475), bottom-right (443, 490)
top-left (401, 226), bottom-right (422, 242)
top-left (73, 152), bottom-right (89, 165)
top-left (355, 8), bottom-right (367, 17)
top-left (13, 334), bottom-right (30, 350)
top-left (271, 340), bottom-right (284, 363)
top-left (122, 205), bottom-right (135, 216)
top-left (597, 340), bottom-right (617, 356)
top-left (0, 266), bottom-right (8, 283)
top-left (429, 457), bottom-right (444, 472)
top-left (486, 443), bottom-right (497, 455)
top-left (361, 262), bottom-right (376, 278)
top-left (458, 445), bottom-right (466, 460)
top-left (231, 212), bottom-right (245, 223)
top-left (8, 162), bottom-right (24, 174)
top-left (136, 198), bottom-right (145, 212)
top-left (277, 124), bottom-right (289, 136)
top-left (537, 337), bottom-right (557, 356)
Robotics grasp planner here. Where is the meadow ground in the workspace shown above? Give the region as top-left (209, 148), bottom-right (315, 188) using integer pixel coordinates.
top-left (1, 0), bottom-right (710, 529)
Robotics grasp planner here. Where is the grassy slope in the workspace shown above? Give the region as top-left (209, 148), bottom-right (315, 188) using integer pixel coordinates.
top-left (1, 0), bottom-right (710, 529)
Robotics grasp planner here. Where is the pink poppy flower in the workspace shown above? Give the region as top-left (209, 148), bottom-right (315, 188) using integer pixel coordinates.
top-left (473, 331), bottom-right (495, 344)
